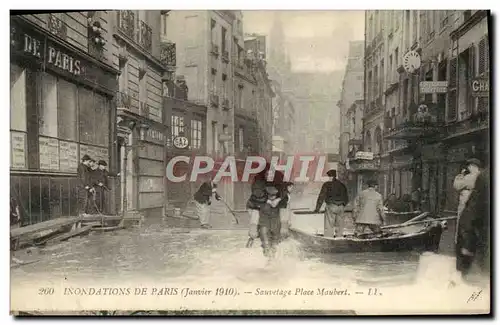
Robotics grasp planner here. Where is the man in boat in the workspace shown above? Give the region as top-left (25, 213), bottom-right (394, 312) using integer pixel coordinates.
top-left (193, 175), bottom-right (222, 229)
top-left (353, 179), bottom-right (386, 237)
top-left (314, 169), bottom-right (349, 237)
top-left (258, 186), bottom-right (283, 259)
top-left (77, 154), bottom-right (94, 216)
top-left (455, 158), bottom-right (490, 281)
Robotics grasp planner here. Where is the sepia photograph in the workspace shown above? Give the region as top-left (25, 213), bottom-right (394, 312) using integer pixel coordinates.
top-left (7, 6), bottom-right (491, 316)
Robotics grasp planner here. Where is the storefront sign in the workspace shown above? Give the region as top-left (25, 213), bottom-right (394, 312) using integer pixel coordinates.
top-left (173, 136), bottom-right (189, 149)
top-left (146, 128), bottom-right (165, 145)
top-left (39, 136), bottom-right (60, 171)
top-left (419, 81), bottom-right (448, 94)
top-left (59, 140), bottom-right (78, 172)
top-left (471, 78), bottom-right (489, 97)
top-left (10, 131), bottom-right (27, 169)
top-left (354, 151), bottom-right (374, 160)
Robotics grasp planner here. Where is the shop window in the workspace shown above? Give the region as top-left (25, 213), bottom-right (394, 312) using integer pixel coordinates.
top-left (94, 93), bottom-right (110, 147)
top-left (191, 119), bottom-right (202, 149)
top-left (10, 64), bottom-right (27, 169)
top-left (57, 78), bottom-right (78, 141)
top-left (79, 87), bottom-right (95, 144)
top-left (40, 73), bottom-right (58, 138)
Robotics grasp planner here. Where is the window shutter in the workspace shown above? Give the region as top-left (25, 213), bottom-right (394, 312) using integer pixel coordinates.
top-left (478, 38), bottom-right (486, 75)
top-left (468, 45), bottom-right (476, 115)
top-left (447, 57), bottom-right (458, 121)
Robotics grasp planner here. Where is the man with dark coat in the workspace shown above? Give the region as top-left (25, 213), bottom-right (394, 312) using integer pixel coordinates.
top-left (314, 169), bottom-right (349, 237)
top-left (77, 154), bottom-right (93, 215)
top-left (456, 158), bottom-right (490, 281)
top-left (193, 175), bottom-right (222, 229)
top-left (94, 160), bottom-right (109, 214)
top-left (258, 186), bottom-right (283, 259)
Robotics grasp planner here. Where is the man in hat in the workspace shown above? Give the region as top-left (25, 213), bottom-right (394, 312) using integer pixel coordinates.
top-left (353, 179), bottom-right (386, 236)
top-left (94, 160), bottom-right (110, 214)
top-left (314, 169), bottom-right (349, 237)
top-left (258, 186), bottom-right (283, 259)
top-left (77, 154), bottom-right (93, 215)
top-left (456, 158), bottom-right (490, 281)
top-left (193, 175), bottom-right (221, 229)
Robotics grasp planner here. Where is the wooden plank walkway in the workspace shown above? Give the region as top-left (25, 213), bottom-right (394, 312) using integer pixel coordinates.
top-left (10, 217), bottom-right (80, 238)
top-left (45, 225), bottom-right (93, 246)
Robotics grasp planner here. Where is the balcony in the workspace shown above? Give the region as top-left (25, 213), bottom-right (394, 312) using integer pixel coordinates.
top-left (117, 10), bottom-right (135, 41)
top-left (384, 104), bottom-right (442, 140)
top-left (222, 98), bottom-right (230, 110)
top-left (210, 43), bottom-right (219, 57)
top-left (210, 93), bottom-right (219, 107)
top-left (160, 41), bottom-right (176, 70)
top-left (138, 20), bottom-right (152, 52)
top-left (364, 98), bottom-right (382, 116)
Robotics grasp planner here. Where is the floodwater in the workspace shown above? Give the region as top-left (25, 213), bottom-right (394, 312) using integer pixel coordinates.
top-left (10, 185), bottom-right (489, 314)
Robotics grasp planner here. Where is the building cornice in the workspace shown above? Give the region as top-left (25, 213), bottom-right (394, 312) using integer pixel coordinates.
top-left (450, 10), bottom-right (489, 40)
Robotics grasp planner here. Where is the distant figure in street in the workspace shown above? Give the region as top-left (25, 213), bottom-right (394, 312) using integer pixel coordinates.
top-left (88, 159), bottom-right (100, 215)
top-left (77, 155), bottom-right (93, 215)
top-left (259, 186), bottom-right (283, 259)
top-left (314, 170), bottom-right (349, 238)
top-left (411, 187), bottom-right (422, 211)
top-left (456, 158), bottom-right (490, 281)
top-left (353, 179), bottom-right (386, 236)
top-left (384, 193), bottom-right (397, 211)
top-left (193, 175), bottom-right (221, 229)
top-left (95, 160), bottom-right (109, 214)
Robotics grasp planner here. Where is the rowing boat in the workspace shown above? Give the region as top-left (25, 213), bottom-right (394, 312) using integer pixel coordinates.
top-left (289, 216), bottom-right (444, 254)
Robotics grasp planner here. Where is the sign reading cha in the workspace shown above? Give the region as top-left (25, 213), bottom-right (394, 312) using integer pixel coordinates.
top-left (471, 78), bottom-right (489, 97)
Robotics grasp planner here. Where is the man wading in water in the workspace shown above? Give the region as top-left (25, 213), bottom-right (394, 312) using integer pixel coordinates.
top-left (193, 175), bottom-right (222, 229)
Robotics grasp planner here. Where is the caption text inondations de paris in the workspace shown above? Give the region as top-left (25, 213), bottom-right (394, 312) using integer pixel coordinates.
top-left (42, 287), bottom-right (383, 299)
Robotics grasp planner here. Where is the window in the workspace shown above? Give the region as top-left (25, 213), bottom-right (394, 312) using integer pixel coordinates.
top-left (161, 12), bottom-right (169, 36)
top-left (57, 78), bottom-right (77, 141)
top-left (221, 26), bottom-right (227, 53)
top-left (10, 64), bottom-right (27, 169)
top-left (412, 10), bottom-right (418, 44)
top-left (365, 131), bottom-right (372, 152)
top-left (222, 74), bottom-right (227, 99)
top-left (171, 114), bottom-right (185, 137)
top-left (40, 73), bottom-right (58, 137)
top-left (210, 19), bottom-right (216, 43)
top-left (395, 47), bottom-right (399, 69)
top-left (10, 64), bottom-right (27, 132)
top-left (191, 119), bottom-right (202, 149)
top-left (212, 121), bottom-right (218, 153)
top-left (389, 55), bottom-right (393, 83)
top-left (405, 11), bottom-right (410, 50)
top-left (238, 127), bottom-right (244, 152)
top-left (402, 78), bottom-right (408, 116)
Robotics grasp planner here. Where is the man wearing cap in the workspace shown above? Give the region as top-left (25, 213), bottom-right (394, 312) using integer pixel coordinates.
top-left (353, 179), bottom-right (386, 236)
top-left (314, 169), bottom-right (349, 237)
top-left (456, 158), bottom-right (490, 280)
top-left (77, 155), bottom-right (93, 215)
top-left (258, 186), bottom-right (283, 259)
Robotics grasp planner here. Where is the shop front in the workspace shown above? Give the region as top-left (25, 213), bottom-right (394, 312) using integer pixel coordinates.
top-left (163, 97), bottom-right (207, 209)
top-left (10, 16), bottom-right (119, 225)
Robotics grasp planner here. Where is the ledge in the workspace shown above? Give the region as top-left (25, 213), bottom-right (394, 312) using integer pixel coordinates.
top-left (450, 10), bottom-right (489, 40)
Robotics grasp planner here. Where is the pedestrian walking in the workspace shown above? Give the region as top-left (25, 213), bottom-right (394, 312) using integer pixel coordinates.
top-left (314, 169), bottom-right (349, 238)
top-left (411, 187), bottom-right (422, 211)
top-left (277, 182), bottom-right (294, 239)
top-left (353, 179), bottom-right (386, 237)
top-left (455, 158), bottom-right (490, 281)
top-left (88, 159), bottom-right (100, 215)
top-left (77, 154), bottom-right (93, 216)
top-left (193, 175), bottom-right (221, 229)
top-left (258, 186), bottom-right (283, 259)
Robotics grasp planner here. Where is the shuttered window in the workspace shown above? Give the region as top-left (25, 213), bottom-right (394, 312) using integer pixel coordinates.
top-left (477, 37), bottom-right (490, 113)
top-left (447, 58), bottom-right (458, 121)
top-left (468, 45), bottom-right (476, 115)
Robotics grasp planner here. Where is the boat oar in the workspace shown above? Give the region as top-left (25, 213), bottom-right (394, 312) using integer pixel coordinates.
top-left (219, 197), bottom-right (239, 224)
top-left (400, 212), bottom-right (430, 225)
top-left (293, 210), bottom-right (325, 215)
top-left (381, 216), bottom-right (457, 231)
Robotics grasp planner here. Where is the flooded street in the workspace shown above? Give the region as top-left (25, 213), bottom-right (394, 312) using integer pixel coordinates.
top-left (10, 187), bottom-right (489, 314)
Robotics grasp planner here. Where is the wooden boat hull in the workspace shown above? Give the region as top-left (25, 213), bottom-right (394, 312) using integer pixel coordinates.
top-left (289, 223), bottom-right (443, 254)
